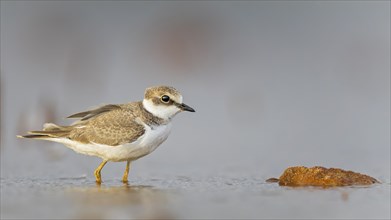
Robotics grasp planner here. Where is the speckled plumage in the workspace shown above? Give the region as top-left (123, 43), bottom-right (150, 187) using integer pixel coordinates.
top-left (18, 85), bottom-right (195, 183)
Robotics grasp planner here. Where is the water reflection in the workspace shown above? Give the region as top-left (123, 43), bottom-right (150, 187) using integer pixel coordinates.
top-left (65, 183), bottom-right (177, 219)
top-left (1, 176), bottom-right (390, 219)
top-left (0, 177), bottom-right (178, 219)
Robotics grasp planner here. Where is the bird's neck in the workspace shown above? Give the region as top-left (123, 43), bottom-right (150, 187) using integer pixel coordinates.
top-left (139, 101), bottom-right (170, 126)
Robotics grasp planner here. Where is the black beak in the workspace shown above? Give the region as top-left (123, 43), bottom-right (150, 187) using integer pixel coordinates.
top-left (177, 103), bottom-right (195, 112)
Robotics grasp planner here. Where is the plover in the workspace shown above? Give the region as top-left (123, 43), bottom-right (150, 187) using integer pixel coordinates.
top-left (18, 86), bottom-right (195, 183)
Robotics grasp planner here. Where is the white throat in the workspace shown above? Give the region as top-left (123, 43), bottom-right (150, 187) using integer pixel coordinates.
top-left (142, 99), bottom-right (180, 121)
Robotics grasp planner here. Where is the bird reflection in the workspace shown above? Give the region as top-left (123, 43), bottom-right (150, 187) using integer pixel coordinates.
top-left (65, 183), bottom-right (177, 219)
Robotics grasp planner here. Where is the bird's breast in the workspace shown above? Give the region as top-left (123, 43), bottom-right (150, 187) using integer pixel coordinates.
top-left (138, 122), bottom-right (172, 153)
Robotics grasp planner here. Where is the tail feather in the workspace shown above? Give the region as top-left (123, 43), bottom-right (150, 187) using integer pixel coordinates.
top-left (17, 134), bottom-right (51, 139)
top-left (43, 123), bottom-right (63, 131)
top-left (28, 130), bottom-right (70, 138)
top-left (18, 123), bottom-right (72, 139)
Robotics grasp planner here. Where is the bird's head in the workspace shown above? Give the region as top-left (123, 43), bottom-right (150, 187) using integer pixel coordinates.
top-left (142, 86), bottom-right (195, 121)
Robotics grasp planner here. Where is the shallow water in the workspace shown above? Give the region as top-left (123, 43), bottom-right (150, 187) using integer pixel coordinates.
top-left (1, 175), bottom-right (390, 219)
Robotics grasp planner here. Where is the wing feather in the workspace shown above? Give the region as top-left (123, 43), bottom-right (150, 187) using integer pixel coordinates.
top-left (67, 104), bottom-right (121, 121)
top-left (69, 103), bottom-right (145, 146)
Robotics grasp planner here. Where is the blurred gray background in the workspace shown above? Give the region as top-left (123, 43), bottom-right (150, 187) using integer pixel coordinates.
top-left (1, 1), bottom-right (390, 219)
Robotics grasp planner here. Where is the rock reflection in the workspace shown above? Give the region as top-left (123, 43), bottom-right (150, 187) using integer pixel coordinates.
top-left (66, 184), bottom-right (177, 219)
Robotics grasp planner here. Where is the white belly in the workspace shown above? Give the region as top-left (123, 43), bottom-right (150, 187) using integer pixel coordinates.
top-left (53, 123), bottom-right (172, 162)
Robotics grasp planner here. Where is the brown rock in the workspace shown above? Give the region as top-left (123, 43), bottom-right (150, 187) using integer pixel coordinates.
top-left (272, 166), bottom-right (379, 187)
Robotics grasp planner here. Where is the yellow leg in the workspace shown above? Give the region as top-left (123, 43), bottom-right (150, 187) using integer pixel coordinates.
top-left (122, 160), bottom-right (131, 183)
top-left (94, 160), bottom-right (108, 184)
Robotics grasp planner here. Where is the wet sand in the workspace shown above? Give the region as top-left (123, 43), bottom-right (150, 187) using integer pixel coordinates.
top-left (1, 175), bottom-right (390, 219)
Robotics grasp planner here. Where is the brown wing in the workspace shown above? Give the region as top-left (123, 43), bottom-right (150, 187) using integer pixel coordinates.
top-left (69, 104), bottom-right (146, 146)
top-left (67, 104), bottom-right (122, 121)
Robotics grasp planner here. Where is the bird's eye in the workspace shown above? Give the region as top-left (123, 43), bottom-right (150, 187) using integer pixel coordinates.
top-left (161, 95), bottom-right (170, 103)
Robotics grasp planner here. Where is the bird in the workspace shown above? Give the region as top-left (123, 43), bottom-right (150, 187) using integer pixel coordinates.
top-left (18, 85), bottom-right (195, 184)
